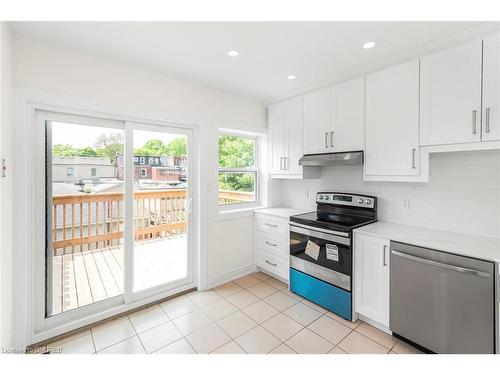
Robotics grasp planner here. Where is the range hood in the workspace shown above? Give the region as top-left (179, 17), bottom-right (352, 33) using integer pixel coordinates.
top-left (298, 151), bottom-right (363, 167)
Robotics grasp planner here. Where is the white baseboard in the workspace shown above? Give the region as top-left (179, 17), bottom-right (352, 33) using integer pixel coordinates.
top-left (205, 263), bottom-right (256, 290)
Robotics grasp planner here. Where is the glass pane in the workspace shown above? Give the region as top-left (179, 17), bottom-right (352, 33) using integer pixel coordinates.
top-left (46, 121), bottom-right (124, 317)
top-left (132, 130), bottom-right (188, 292)
top-left (218, 135), bottom-right (255, 168)
top-left (218, 172), bottom-right (256, 206)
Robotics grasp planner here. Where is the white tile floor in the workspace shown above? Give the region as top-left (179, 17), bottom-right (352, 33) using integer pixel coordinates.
top-left (46, 272), bottom-right (423, 354)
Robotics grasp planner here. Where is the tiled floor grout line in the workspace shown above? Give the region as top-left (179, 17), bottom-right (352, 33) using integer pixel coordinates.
top-left (126, 315), bottom-right (148, 354)
top-left (57, 274), bottom-right (419, 354)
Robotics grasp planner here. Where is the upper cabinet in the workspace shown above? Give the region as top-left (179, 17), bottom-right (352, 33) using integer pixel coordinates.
top-left (303, 88), bottom-right (330, 155)
top-left (268, 97), bottom-right (319, 178)
top-left (420, 40), bottom-right (483, 145)
top-left (330, 77), bottom-right (365, 152)
top-left (482, 32), bottom-right (500, 142)
top-left (365, 60), bottom-right (420, 178)
top-left (303, 79), bottom-right (365, 155)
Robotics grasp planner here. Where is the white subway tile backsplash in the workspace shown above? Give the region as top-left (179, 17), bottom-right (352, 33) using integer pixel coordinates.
top-left (281, 150), bottom-right (500, 239)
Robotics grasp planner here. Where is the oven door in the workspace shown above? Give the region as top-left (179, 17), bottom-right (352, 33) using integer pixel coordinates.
top-left (289, 223), bottom-right (351, 290)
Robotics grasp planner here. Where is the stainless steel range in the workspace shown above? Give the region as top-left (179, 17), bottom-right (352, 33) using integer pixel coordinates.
top-left (289, 192), bottom-right (377, 321)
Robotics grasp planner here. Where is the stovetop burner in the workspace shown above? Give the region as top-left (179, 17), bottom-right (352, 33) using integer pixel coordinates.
top-left (290, 192), bottom-right (377, 233)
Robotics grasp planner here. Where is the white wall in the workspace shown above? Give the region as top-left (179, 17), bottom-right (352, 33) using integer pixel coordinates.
top-left (0, 22), bottom-right (13, 350)
top-left (281, 150), bottom-right (500, 240)
top-left (8, 33), bottom-right (267, 346)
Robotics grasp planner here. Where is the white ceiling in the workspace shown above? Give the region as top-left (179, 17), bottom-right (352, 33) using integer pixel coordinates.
top-left (9, 21), bottom-right (498, 103)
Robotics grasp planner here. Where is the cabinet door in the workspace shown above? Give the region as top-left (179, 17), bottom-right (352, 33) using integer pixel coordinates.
top-left (354, 233), bottom-right (390, 328)
top-left (365, 60), bottom-right (420, 176)
top-left (283, 96), bottom-right (304, 174)
top-left (482, 32), bottom-right (500, 141)
top-left (303, 88), bottom-right (330, 155)
top-left (330, 77), bottom-right (365, 152)
top-left (268, 102), bottom-right (284, 174)
top-left (420, 40), bottom-right (482, 145)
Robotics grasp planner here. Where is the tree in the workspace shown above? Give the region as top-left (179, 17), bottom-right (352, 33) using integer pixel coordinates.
top-left (218, 136), bottom-right (255, 192)
top-left (165, 138), bottom-right (186, 156)
top-left (134, 139), bottom-right (167, 156)
top-left (94, 133), bottom-right (124, 164)
top-left (218, 136), bottom-right (254, 168)
top-left (77, 147), bottom-right (98, 157)
top-left (52, 144), bottom-right (78, 157)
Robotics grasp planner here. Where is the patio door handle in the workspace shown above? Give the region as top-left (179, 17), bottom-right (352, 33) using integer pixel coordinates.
top-left (185, 197), bottom-right (192, 214)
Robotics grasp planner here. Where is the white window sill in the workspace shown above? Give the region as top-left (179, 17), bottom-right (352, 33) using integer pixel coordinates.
top-left (213, 205), bottom-right (266, 222)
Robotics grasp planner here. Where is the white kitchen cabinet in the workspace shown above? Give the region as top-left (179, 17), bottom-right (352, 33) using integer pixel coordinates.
top-left (255, 212), bottom-right (290, 281)
top-left (330, 77), bottom-right (365, 152)
top-left (365, 59), bottom-right (420, 178)
top-left (420, 39), bottom-right (483, 146)
top-left (303, 88), bottom-right (330, 155)
top-left (283, 96), bottom-right (304, 174)
top-left (268, 102), bottom-right (285, 174)
top-left (268, 97), bottom-right (302, 176)
top-left (482, 32), bottom-right (500, 142)
top-left (354, 232), bottom-right (390, 329)
top-left (268, 97), bottom-right (319, 178)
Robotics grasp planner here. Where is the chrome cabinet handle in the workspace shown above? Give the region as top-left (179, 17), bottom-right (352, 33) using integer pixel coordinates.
top-left (265, 241), bottom-right (277, 247)
top-left (284, 157), bottom-right (288, 171)
top-left (265, 260), bottom-right (277, 267)
top-left (472, 110), bottom-right (477, 134)
top-left (324, 132), bottom-right (329, 148)
top-left (265, 223), bottom-right (278, 228)
top-left (330, 131), bottom-right (334, 148)
top-left (412, 148), bottom-right (416, 169)
top-left (383, 245), bottom-right (388, 266)
top-left (485, 107), bottom-right (491, 133)
top-left (392, 250), bottom-right (490, 278)
top-left (279, 157), bottom-right (283, 171)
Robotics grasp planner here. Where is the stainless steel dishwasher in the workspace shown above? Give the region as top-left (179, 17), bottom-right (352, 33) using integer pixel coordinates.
top-left (390, 241), bottom-right (496, 354)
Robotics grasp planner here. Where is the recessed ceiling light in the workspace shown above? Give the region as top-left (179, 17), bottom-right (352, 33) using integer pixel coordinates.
top-left (287, 75), bottom-right (296, 80)
top-left (363, 41), bottom-right (376, 49)
top-left (227, 49), bottom-right (239, 57)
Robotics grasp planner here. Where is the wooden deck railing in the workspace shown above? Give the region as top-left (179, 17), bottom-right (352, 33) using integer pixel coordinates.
top-left (51, 188), bottom-right (254, 255)
top-left (218, 190), bottom-right (255, 206)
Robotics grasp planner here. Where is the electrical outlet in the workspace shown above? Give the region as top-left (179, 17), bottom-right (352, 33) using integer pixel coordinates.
top-left (403, 198), bottom-right (410, 209)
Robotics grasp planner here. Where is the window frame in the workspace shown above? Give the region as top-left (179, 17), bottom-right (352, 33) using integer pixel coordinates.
top-left (66, 167), bottom-right (74, 177)
top-left (217, 130), bottom-right (261, 212)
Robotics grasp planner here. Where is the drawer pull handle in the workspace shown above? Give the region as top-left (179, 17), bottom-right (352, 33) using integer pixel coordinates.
top-left (265, 241), bottom-right (277, 247)
top-left (265, 223), bottom-right (278, 228)
top-left (265, 260), bottom-right (277, 267)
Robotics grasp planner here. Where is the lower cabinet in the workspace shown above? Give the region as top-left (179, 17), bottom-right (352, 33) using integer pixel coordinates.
top-left (255, 213), bottom-right (289, 281)
top-left (354, 232), bottom-right (390, 329)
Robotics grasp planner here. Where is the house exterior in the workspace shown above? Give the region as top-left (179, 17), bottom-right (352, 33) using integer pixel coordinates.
top-left (51, 156), bottom-right (115, 182)
top-left (115, 154), bottom-right (185, 181)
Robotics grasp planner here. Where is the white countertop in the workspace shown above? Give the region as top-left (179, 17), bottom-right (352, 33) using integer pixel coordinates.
top-left (354, 221), bottom-right (500, 263)
top-left (254, 207), bottom-right (307, 219)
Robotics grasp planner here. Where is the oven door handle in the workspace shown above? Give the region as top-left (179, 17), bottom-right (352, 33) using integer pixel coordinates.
top-left (289, 223), bottom-right (350, 246)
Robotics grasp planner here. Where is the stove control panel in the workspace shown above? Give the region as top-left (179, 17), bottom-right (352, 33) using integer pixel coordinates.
top-left (317, 192), bottom-right (375, 209)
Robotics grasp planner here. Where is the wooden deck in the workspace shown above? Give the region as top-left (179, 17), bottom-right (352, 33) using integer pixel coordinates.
top-left (50, 236), bottom-right (187, 315)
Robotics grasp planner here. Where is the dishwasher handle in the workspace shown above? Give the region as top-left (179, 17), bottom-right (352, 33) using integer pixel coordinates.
top-left (392, 250), bottom-right (490, 278)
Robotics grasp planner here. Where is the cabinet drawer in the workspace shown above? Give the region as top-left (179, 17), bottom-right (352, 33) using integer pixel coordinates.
top-left (256, 249), bottom-right (289, 281)
top-left (256, 214), bottom-right (289, 237)
top-left (256, 231), bottom-right (288, 257)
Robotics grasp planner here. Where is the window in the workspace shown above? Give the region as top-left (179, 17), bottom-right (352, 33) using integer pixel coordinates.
top-left (133, 156), bottom-right (139, 163)
top-left (66, 167), bottom-right (74, 177)
top-left (141, 168), bottom-right (147, 177)
top-left (139, 156), bottom-right (145, 164)
top-left (91, 168), bottom-right (97, 177)
top-left (218, 133), bottom-right (258, 207)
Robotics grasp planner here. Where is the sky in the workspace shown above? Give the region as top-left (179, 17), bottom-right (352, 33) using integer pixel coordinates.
top-left (51, 122), bottom-right (184, 149)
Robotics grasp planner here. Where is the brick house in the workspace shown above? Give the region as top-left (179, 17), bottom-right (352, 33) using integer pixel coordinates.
top-left (115, 154), bottom-right (184, 181)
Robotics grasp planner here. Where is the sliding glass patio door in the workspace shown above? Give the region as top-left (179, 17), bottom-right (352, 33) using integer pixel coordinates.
top-left (40, 111), bottom-right (194, 324)
top-left (127, 122), bottom-right (193, 300)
